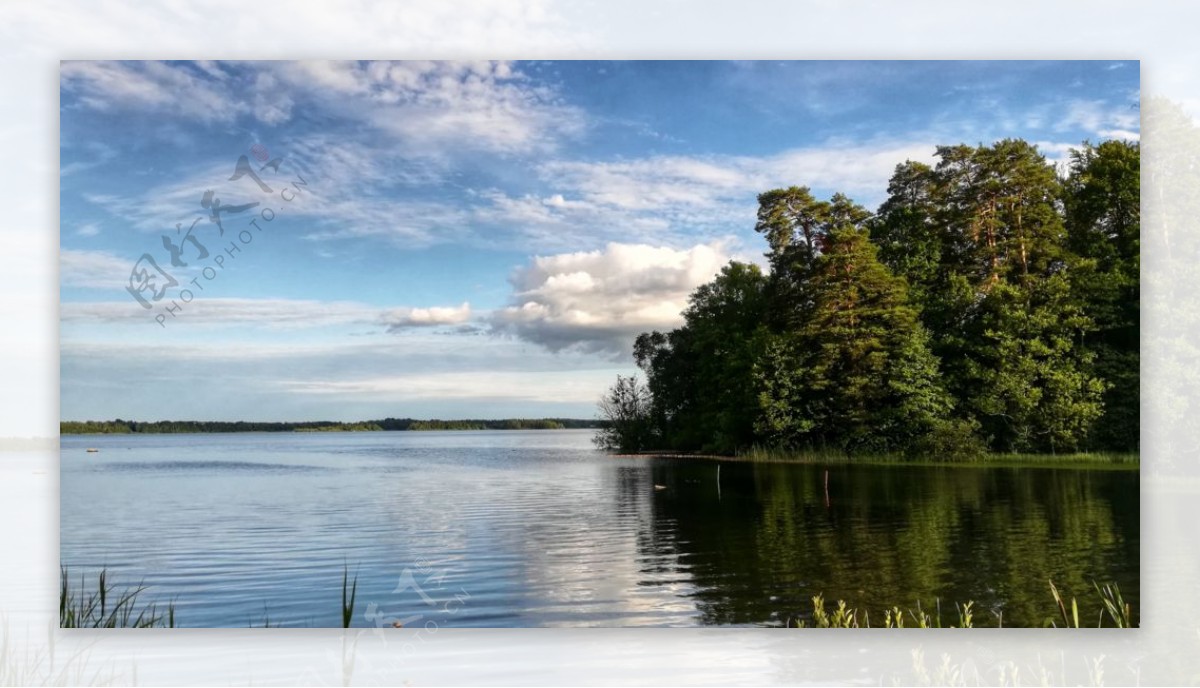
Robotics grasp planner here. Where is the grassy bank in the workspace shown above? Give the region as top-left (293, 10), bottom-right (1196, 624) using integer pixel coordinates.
top-left (634, 447), bottom-right (1139, 470)
top-left (789, 580), bottom-right (1134, 628)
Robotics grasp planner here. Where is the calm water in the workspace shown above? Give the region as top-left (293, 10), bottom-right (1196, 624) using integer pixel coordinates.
top-left (60, 430), bottom-right (1139, 628)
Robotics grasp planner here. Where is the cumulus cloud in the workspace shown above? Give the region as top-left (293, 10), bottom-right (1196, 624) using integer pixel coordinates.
top-left (381, 302), bottom-right (472, 330)
top-left (491, 242), bottom-right (730, 356)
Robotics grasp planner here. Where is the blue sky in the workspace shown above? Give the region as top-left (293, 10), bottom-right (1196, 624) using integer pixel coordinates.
top-left (59, 60), bottom-right (1140, 422)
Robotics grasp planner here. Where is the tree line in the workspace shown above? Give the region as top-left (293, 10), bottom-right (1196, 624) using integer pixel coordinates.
top-left (61, 418), bottom-right (601, 434)
top-left (596, 139), bottom-right (1138, 458)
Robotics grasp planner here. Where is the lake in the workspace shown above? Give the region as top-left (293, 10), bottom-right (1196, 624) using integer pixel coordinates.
top-left (60, 430), bottom-right (1139, 628)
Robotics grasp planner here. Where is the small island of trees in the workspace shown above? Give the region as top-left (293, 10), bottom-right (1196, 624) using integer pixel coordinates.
top-left (596, 139), bottom-right (1139, 460)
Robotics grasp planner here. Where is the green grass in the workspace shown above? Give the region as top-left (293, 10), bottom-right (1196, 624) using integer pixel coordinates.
top-left (60, 566), bottom-right (1133, 629)
top-left (61, 565), bottom-right (363, 629)
top-left (59, 567), bottom-right (175, 628)
top-left (341, 565), bottom-right (358, 629)
top-left (789, 580), bottom-right (1136, 628)
top-left (724, 446), bottom-right (1138, 470)
top-left (1096, 582), bottom-right (1134, 628)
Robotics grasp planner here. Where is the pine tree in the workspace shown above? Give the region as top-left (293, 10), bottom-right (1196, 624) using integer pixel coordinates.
top-left (1064, 140), bottom-right (1140, 450)
top-left (875, 141), bottom-right (1105, 452)
top-left (755, 221), bottom-right (950, 455)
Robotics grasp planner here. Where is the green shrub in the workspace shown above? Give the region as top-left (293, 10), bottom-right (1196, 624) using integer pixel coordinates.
top-left (910, 419), bottom-right (987, 462)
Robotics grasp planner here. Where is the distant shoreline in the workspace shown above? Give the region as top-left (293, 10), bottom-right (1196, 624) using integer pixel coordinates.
top-left (60, 418), bottom-right (603, 435)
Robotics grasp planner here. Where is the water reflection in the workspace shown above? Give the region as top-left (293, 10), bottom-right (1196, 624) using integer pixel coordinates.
top-left (61, 432), bottom-right (1137, 628)
top-left (638, 459), bottom-right (1139, 627)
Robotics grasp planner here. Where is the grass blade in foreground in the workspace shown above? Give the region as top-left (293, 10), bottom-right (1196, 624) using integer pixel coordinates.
top-left (59, 567), bottom-right (175, 628)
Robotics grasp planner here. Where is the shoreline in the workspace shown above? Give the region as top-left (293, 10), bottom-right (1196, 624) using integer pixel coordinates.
top-left (616, 450), bottom-right (1140, 471)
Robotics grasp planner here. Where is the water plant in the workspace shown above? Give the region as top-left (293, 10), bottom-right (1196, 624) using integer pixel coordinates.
top-left (1096, 582), bottom-right (1133, 628)
top-left (341, 565), bottom-right (358, 629)
top-left (59, 567), bottom-right (175, 628)
top-left (789, 580), bottom-right (1134, 628)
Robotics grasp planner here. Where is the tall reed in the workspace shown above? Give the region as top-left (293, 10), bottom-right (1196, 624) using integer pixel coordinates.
top-left (341, 565), bottom-right (359, 629)
top-left (59, 567), bottom-right (175, 628)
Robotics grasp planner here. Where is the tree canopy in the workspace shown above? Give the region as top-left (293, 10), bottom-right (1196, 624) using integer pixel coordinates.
top-left (598, 138), bottom-right (1139, 457)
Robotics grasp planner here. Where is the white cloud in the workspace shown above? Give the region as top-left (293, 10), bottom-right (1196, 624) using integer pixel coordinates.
top-left (1099, 128), bottom-right (1141, 141)
top-left (81, 137), bottom-right (469, 247)
top-left (252, 71), bottom-right (293, 125)
top-left (288, 60), bottom-right (370, 95)
top-left (762, 143), bottom-right (939, 198)
top-left (60, 60), bottom-right (585, 153)
top-left (61, 297), bottom-right (474, 331)
top-left (382, 302), bottom-right (471, 330)
top-left (491, 241), bottom-right (731, 356)
top-left (474, 141), bottom-right (938, 250)
top-left (60, 61), bottom-right (251, 124)
top-left (540, 157), bottom-right (746, 212)
top-left (339, 60), bottom-right (586, 154)
top-left (1033, 136), bottom-right (1138, 174)
top-left (279, 369), bottom-right (613, 404)
top-left (60, 249), bottom-right (132, 289)
top-left (71, 107), bottom-right (938, 254)
top-left (96, 137), bottom-right (926, 254)
top-left (60, 331), bottom-right (625, 417)
top-left (61, 297), bottom-right (378, 327)
top-left (537, 141), bottom-right (935, 213)
top-left (60, 141), bottom-right (116, 177)
top-left (1056, 98), bottom-right (1140, 137)
top-left (1032, 140), bottom-right (1086, 171)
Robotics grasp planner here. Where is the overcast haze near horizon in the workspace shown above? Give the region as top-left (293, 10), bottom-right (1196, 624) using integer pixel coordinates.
top-left (58, 60), bottom-right (1140, 422)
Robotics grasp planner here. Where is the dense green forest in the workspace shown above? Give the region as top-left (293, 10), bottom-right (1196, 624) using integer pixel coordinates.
top-left (597, 139), bottom-right (1139, 458)
top-left (60, 418), bottom-right (600, 434)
